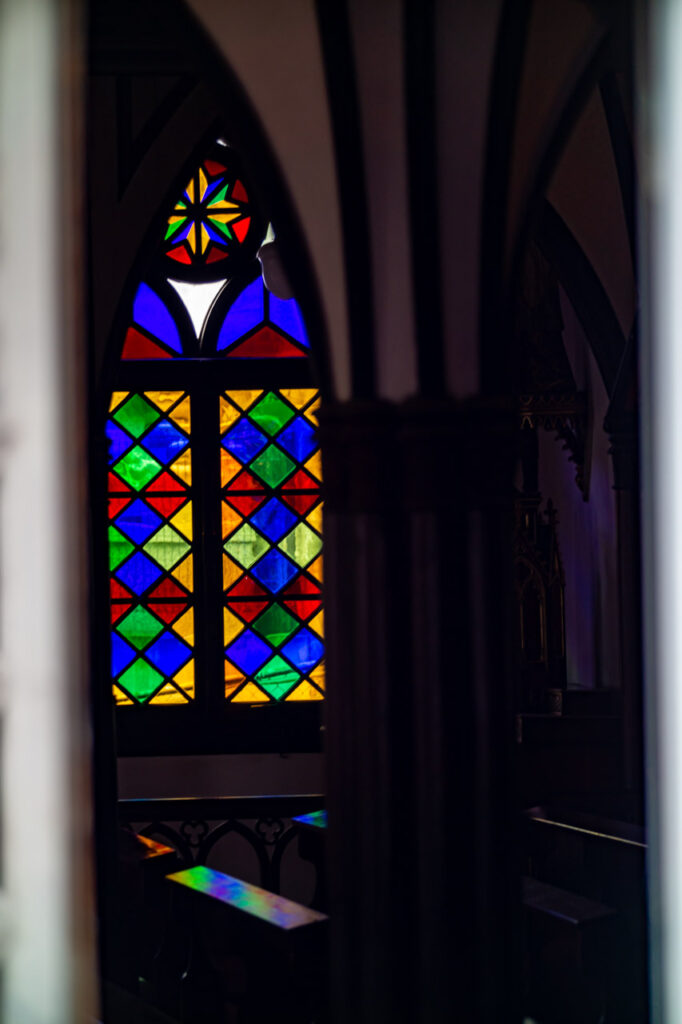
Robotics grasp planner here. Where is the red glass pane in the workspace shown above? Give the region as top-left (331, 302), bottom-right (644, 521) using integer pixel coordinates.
top-left (224, 494), bottom-right (266, 516)
top-left (121, 327), bottom-right (173, 360)
top-left (283, 598), bottom-right (322, 621)
top-left (167, 244), bottom-right (191, 265)
top-left (111, 602), bottom-right (132, 624)
top-left (229, 600), bottom-right (269, 623)
top-left (108, 496), bottom-right (132, 518)
top-left (232, 179), bottom-right (248, 202)
top-left (206, 247), bottom-right (228, 264)
top-left (233, 217), bottom-right (251, 243)
top-left (109, 471), bottom-right (131, 493)
top-left (111, 579), bottom-right (133, 600)
top-left (227, 326), bottom-right (304, 359)
top-left (226, 576), bottom-right (267, 599)
top-left (145, 471), bottom-right (187, 493)
top-left (146, 494), bottom-right (187, 517)
top-left (148, 578), bottom-right (187, 601)
top-left (205, 160), bottom-right (227, 177)
top-left (148, 602), bottom-right (187, 624)
top-left (284, 575), bottom-right (321, 596)
top-left (281, 492), bottom-right (318, 515)
top-left (227, 470), bottom-right (264, 492)
top-left (282, 469), bottom-right (318, 491)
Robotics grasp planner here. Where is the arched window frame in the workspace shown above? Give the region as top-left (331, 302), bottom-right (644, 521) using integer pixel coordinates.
top-left (103, 140), bottom-right (325, 757)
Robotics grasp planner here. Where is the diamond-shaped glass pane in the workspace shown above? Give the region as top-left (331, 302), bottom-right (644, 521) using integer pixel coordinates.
top-left (278, 522), bottom-right (322, 568)
top-left (109, 526), bottom-right (134, 571)
top-left (114, 551), bottom-right (163, 595)
top-left (222, 419), bottom-right (268, 462)
top-left (112, 394), bottom-right (160, 438)
top-left (250, 497), bottom-right (297, 542)
top-left (249, 392), bottom-right (295, 436)
top-left (255, 654), bottom-right (300, 698)
top-left (106, 421), bottom-right (133, 463)
top-left (145, 632), bottom-right (192, 675)
top-left (252, 604), bottom-right (298, 646)
top-left (142, 420), bottom-right (189, 465)
top-left (118, 659), bottom-right (164, 701)
top-left (114, 446), bottom-right (163, 489)
top-left (281, 628), bottom-right (324, 673)
top-left (116, 605), bottom-right (164, 650)
top-left (115, 498), bottom-right (162, 544)
top-left (250, 549), bottom-right (298, 593)
top-left (225, 630), bottom-right (272, 674)
top-left (224, 523), bottom-right (270, 570)
top-left (144, 524), bottom-right (191, 569)
top-left (276, 417), bottom-right (317, 462)
top-left (250, 445), bottom-right (295, 488)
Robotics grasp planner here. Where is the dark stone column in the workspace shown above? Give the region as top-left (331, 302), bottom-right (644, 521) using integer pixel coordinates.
top-left (320, 398), bottom-right (521, 1023)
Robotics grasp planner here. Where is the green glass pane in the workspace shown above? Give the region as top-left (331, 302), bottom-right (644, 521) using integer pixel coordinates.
top-left (118, 659), bottom-right (164, 701)
top-left (114, 446), bottom-right (162, 490)
top-left (253, 604), bottom-right (298, 647)
top-left (250, 445), bottom-right (295, 488)
top-left (255, 654), bottom-right (300, 699)
top-left (112, 394), bottom-right (161, 439)
top-left (143, 524), bottom-right (190, 570)
top-left (208, 217), bottom-right (232, 240)
top-left (208, 183), bottom-right (229, 205)
top-left (109, 526), bottom-right (134, 571)
top-left (117, 605), bottom-right (164, 651)
top-left (165, 216), bottom-right (187, 240)
top-left (277, 523), bottom-right (322, 568)
top-left (249, 393), bottom-right (296, 437)
top-left (224, 523), bottom-right (270, 570)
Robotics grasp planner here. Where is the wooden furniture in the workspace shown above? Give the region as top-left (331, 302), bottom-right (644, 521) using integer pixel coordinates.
top-left (164, 865), bottom-right (329, 1023)
top-left (292, 809), bottom-right (327, 912)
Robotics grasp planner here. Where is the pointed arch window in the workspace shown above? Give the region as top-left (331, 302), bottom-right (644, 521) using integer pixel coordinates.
top-left (105, 143), bottom-right (324, 754)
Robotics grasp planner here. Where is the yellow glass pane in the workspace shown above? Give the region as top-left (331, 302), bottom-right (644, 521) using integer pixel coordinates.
top-left (225, 681), bottom-right (241, 700)
top-left (285, 681), bottom-right (324, 702)
top-left (210, 210), bottom-right (240, 225)
top-left (310, 664), bottom-right (326, 690)
top-left (220, 397), bottom-right (240, 433)
top-left (309, 610), bottom-right (324, 637)
top-left (171, 554), bottom-right (193, 591)
top-left (306, 502), bottom-right (323, 533)
top-left (280, 388), bottom-right (317, 410)
top-left (224, 607), bottom-right (244, 644)
top-left (170, 451), bottom-right (192, 485)
top-left (225, 658), bottom-right (245, 687)
top-left (304, 451), bottom-right (322, 481)
top-left (145, 390), bottom-right (183, 412)
top-left (221, 449), bottom-right (241, 487)
top-left (223, 554), bottom-right (242, 589)
top-left (186, 178), bottom-right (195, 203)
top-left (169, 396), bottom-right (191, 431)
top-left (227, 389), bottom-right (262, 411)
top-left (222, 501), bottom-right (242, 539)
top-left (303, 398), bottom-right (321, 425)
top-left (167, 215), bottom-right (185, 226)
top-left (113, 684), bottom-right (133, 705)
top-left (308, 555), bottom-right (323, 582)
top-left (173, 608), bottom-right (194, 645)
top-left (171, 503), bottom-right (193, 541)
top-left (174, 659), bottom-right (195, 699)
top-left (150, 683), bottom-right (188, 705)
top-left (232, 682), bottom-right (269, 703)
top-left (199, 167), bottom-right (208, 201)
top-left (200, 223), bottom-right (209, 254)
top-left (109, 391), bottom-right (128, 412)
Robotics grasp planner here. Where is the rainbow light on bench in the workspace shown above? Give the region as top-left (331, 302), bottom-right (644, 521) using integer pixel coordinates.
top-left (167, 865), bottom-right (327, 929)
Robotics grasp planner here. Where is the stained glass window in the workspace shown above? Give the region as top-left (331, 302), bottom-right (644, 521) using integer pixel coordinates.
top-left (107, 391), bottom-right (195, 705)
top-left (106, 142), bottom-right (324, 737)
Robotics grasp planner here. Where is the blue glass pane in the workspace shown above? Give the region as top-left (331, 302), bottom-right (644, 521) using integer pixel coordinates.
top-left (276, 418), bottom-right (317, 462)
top-left (250, 549), bottom-right (298, 593)
top-left (204, 221), bottom-right (226, 245)
top-left (106, 421), bottom-right (133, 463)
top-left (250, 498), bottom-right (297, 542)
top-left (142, 420), bottom-right (189, 465)
top-left (145, 632), bottom-right (191, 675)
top-left (203, 178), bottom-right (222, 201)
top-left (216, 278), bottom-right (263, 351)
top-left (114, 551), bottom-right (163, 595)
top-left (281, 628), bottom-right (324, 673)
top-left (115, 498), bottom-right (162, 544)
top-left (225, 630), bottom-right (272, 674)
top-left (111, 633), bottom-right (136, 676)
top-left (269, 294), bottom-right (309, 347)
top-left (175, 221), bottom-right (192, 243)
top-left (133, 283), bottom-right (183, 353)
top-left (222, 420), bottom-right (267, 462)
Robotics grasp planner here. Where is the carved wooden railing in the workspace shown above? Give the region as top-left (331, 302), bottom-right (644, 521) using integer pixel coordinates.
top-left (118, 794), bottom-right (324, 895)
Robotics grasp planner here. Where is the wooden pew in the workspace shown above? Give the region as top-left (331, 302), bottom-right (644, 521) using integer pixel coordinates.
top-left (165, 865), bottom-right (329, 1023)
